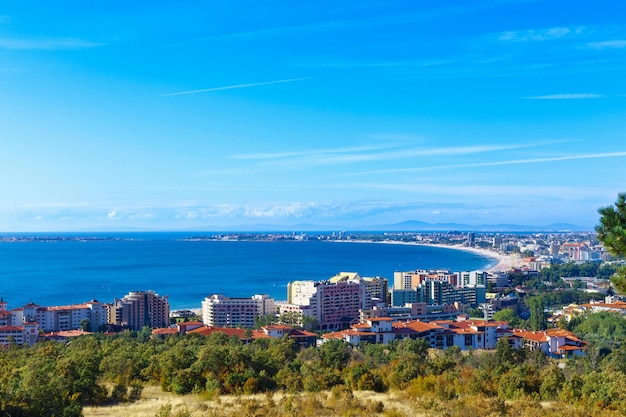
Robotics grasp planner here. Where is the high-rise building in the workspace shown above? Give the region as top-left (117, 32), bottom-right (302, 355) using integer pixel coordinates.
top-left (393, 269), bottom-right (456, 289)
top-left (390, 278), bottom-right (486, 308)
top-left (467, 232), bottom-right (476, 247)
top-left (111, 291), bottom-right (170, 330)
top-left (362, 276), bottom-right (388, 302)
top-left (288, 272), bottom-right (371, 331)
top-left (201, 294), bottom-right (275, 328)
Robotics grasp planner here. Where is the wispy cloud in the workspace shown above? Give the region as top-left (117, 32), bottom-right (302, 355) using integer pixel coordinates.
top-left (498, 26), bottom-right (585, 42)
top-left (229, 142), bottom-right (558, 168)
top-left (162, 77), bottom-right (312, 97)
top-left (525, 93), bottom-right (605, 100)
top-left (346, 151), bottom-right (626, 176)
top-left (229, 145), bottom-right (392, 160)
top-left (586, 40), bottom-right (626, 49)
top-left (0, 37), bottom-right (102, 50)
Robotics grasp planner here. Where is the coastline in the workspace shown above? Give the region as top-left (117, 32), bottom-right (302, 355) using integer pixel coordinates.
top-left (334, 239), bottom-right (513, 272)
top-left (417, 243), bottom-right (514, 272)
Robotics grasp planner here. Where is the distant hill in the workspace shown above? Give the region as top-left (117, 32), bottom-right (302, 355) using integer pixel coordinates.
top-left (186, 220), bottom-right (592, 233)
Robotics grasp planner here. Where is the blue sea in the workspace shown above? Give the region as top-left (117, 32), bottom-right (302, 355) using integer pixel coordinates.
top-left (0, 233), bottom-right (497, 310)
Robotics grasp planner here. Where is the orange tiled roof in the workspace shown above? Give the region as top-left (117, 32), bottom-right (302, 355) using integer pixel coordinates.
top-left (187, 326), bottom-right (250, 338)
top-left (0, 326), bottom-right (24, 331)
top-left (263, 324), bottom-right (293, 331)
top-left (152, 327), bottom-right (179, 335)
top-left (393, 320), bottom-right (442, 333)
top-left (289, 329), bottom-right (317, 337)
top-left (514, 330), bottom-right (548, 343)
top-left (321, 331), bottom-right (344, 340)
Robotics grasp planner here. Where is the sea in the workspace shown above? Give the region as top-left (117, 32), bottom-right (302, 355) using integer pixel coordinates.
top-left (0, 232), bottom-right (497, 311)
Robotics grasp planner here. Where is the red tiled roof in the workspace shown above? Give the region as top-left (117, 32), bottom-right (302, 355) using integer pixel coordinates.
top-left (321, 331), bottom-right (344, 340)
top-left (42, 329), bottom-right (92, 338)
top-left (187, 326), bottom-right (251, 339)
top-left (152, 327), bottom-right (179, 335)
top-left (513, 331), bottom-right (547, 343)
top-left (343, 330), bottom-right (376, 336)
top-left (393, 321), bottom-right (442, 333)
top-left (558, 344), bottom-right (586, 352)
top-left (263, 324), bottom-right (293, 330)
top-left (289, 329), bottom-right (317, 338)
top-left (0, 326), bottom-right (23, 331)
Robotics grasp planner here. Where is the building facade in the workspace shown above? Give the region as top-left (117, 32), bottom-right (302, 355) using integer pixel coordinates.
top-left (201, 294), bottom-right (275, 328)
top-left (288, 272), bottom-right (371, 331)
top-left (111, 290), bottom-right (170, 330)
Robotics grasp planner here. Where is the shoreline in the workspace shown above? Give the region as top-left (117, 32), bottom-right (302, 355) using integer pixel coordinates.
top-left (333, 239), bottom-right (513, 272)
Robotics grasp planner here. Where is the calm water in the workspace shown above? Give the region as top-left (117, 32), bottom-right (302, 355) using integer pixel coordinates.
top-left (0, 233), bottom-right (496, 310)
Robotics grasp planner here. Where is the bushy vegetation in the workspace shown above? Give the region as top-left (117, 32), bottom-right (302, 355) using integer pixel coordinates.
top-left (2, 312), bottom-right (626, 416)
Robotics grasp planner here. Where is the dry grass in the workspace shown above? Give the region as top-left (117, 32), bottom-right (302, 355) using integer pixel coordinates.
top-left (83, 385), bottom-right (409, 417)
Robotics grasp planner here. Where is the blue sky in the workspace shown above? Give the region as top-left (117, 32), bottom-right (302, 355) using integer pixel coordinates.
top-left (1, 0), bottom-right (625, 231)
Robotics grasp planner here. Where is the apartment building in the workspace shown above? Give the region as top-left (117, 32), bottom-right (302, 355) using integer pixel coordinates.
top-left (288, 272), bottom-right (371, 331)
top-left (0, 299), bottom-right (40, 346)
top-left (393, 269), bottom-right (456, 290)
top-left (201, 293), bottom-right (275, 328)
top-left (362, 276), bottom-right (388, 302)
top-left (512, 328), bottom-right (586, 358)
top-left (390, 279), bottom-right (486, 308)
top-left (110, 290), bottom-right (170, 330)
top-left (35, 301), bottom-right (108, 332)
top-left (322, 317), bottom-right (512, 350)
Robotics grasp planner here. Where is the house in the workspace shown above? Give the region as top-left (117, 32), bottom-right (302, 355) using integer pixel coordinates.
top-left (512, 328), bottom-right (586, 358)
top-left (321, 317), bottom-right (511, 350)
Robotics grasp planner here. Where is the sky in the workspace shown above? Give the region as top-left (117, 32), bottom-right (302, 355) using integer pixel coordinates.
top-left (1, 0), bottom-right (625, 232)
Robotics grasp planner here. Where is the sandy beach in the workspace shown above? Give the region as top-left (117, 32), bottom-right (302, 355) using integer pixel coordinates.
top-left (424, 244), bottom-right (515, 272)
top-left (339, 239), bottom-right (515, 272)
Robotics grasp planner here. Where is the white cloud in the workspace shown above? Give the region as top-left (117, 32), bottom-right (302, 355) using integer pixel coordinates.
top-left (162, 77), bottom-right (312, 97)
top-left (525, 93), bottom-right (604, 99)
top-left (586, 40), bottom-right (626, 49)
top-left (107, 210), bottom-right (118, 219)
top-left (0, 37), bottom-right (102, 50)
top-left (345, 151), bottom-right (626, 177)
top-left (229, 142), bottom-right (554, 169)
top-left (128, 212), bottom-right (156, 220)
top-left (498, 26), bottom-right (584, 42)
top-left (229, 144), bottom-right (390, 160)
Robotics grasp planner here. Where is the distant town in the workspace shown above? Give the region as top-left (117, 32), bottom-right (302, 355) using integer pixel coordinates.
top-left (1, 231), bottom-right (623, 359)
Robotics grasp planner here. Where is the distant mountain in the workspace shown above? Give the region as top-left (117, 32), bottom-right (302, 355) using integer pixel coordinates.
top-left (368, 221), bottom-right (592, 232)
top-left (187, 220), bottom-right (592, 233)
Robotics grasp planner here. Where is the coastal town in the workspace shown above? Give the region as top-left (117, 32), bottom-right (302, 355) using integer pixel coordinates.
top-left (1, 231), bottom-right (623, 360)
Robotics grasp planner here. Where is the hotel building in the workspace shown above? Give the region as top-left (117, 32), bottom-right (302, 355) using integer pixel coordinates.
top-left (287, 272), bottom-right (371, 331)
top-left (110, 290), bottom-right (170, 330)
top-left (201, 294), bottom-right (275, 328)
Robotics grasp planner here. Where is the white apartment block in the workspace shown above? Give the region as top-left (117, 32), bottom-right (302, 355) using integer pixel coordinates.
top-left (202, 294), bottom-right (275, 328)
top-left (0, 299), bottom-right (40, 346)
top-left (111, 291), bottom-right (170, 330)
top-left (458, 271), bottom-right (487, 287)
top-left (287, 272), bottom-right (371, 331)
top-left (35, 301), bottom-right (108, 332)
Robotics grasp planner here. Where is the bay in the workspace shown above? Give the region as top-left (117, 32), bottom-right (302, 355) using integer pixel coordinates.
top-left (0, 233), bottom-right (496, 310)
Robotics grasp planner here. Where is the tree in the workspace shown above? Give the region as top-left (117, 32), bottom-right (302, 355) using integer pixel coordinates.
top-left (492, 309), bottom-right (521, 328)
top-left (596, 193), bottom-right (626, 293)
top-left (526, 296), bottom-right (547, 331)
